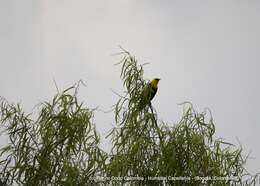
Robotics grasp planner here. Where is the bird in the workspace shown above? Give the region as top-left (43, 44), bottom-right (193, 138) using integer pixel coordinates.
top-left (137, 78), bottom-right (160, 110)
top-left (148, 78), bottom-right (160, 101)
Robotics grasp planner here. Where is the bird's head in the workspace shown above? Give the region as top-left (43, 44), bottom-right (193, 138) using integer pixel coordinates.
top-left (150, 78), bottom-right (160, 88)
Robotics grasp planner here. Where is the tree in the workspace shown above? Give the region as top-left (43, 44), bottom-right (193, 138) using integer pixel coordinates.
top-left (0, 51), bottom-right (258, 185)
top-left (0, 85), bottom-right (107, 185)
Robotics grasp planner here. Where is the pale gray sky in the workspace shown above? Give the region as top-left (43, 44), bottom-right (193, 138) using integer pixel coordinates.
top-left (0, 0), bottom-right (259, 174)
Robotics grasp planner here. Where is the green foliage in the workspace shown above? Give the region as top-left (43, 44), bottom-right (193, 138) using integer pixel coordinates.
top-left (106, 50), bottom-right (163, 185)
top-left (106, 51), bottom-right (258, 185)
top-left (0, 86), bottom-right (107, 185)
top-left (0, 50), bottom-right (258, 185)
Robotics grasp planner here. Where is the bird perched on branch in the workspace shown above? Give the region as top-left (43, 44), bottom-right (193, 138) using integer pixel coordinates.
top-left (138, 78), bottom-right (160, 110)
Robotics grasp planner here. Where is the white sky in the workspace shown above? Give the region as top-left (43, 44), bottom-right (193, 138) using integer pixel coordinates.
top-left (0, 0), bottom-right (259, 174)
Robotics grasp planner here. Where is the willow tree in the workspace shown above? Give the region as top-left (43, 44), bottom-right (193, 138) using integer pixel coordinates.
top-left (106, 50), bottom-right (258, 186)
top-left (0, 50), bottom-right (258, 186)
top-left (0, 86), bottom-right (107, 185)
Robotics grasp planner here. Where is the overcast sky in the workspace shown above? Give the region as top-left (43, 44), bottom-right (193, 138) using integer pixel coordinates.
top-left (0, 0), bottom-right (259, 174)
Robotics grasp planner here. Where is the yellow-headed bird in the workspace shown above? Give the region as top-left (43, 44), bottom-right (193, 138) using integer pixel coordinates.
top-left (138, 78), bottom-right (160, 110)
top-left (149, 78), bottom-right (160, 101)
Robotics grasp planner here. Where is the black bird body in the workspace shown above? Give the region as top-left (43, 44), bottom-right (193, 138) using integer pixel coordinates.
top-left (149, 85), bottom-right (158, 101)
top-left (138, 78), bottom-right (160, 110)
